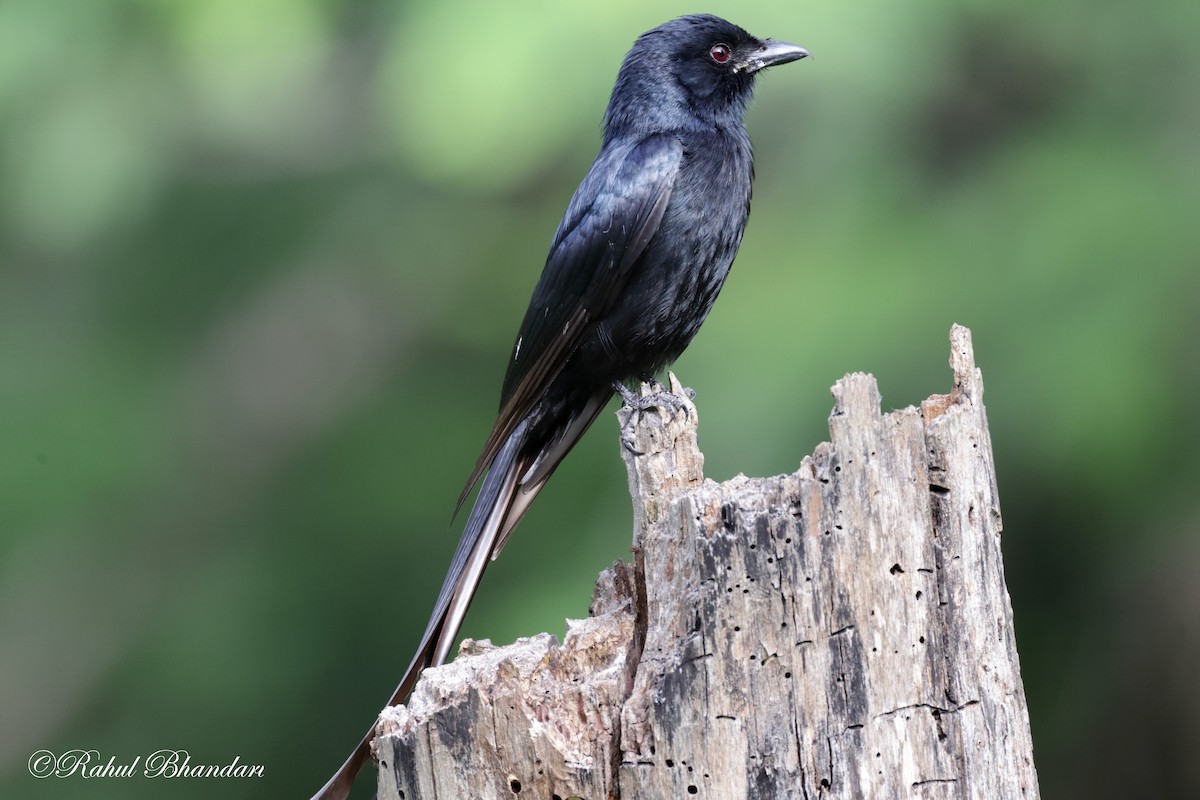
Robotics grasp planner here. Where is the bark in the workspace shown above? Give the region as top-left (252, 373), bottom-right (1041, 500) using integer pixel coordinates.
top-left (374, 324), bottom-right (1039, 800)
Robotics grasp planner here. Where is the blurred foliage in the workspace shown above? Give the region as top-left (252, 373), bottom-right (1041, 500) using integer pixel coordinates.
top-left (1, 1), bottom-right (1198, 798)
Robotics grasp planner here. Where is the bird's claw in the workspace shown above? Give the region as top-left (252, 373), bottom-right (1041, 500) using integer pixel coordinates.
top-left (613, 379), bottom-right (695, 421)
top-left (637, 374), bottom-right (667, 394)
top-left (635, 375), bottom-right (695, 400)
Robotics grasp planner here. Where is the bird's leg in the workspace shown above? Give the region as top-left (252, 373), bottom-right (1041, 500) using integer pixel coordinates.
top-left (611, 378), bottom-right (693, 418)
top-left (613, 380), bottom-right (645, 409)
top-left (614, 375), bottom-right (693, 455)
top-left (645, 371), bottom-right (697, 401)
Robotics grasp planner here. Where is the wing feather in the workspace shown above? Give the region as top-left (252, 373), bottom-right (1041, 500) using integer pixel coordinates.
top-left (456, 133), bottom-right (683, 512)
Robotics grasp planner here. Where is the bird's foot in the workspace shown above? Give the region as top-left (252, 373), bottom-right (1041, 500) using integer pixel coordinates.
top-left (636, 374), bottom-right (666, 394)
top-left (615, 373), bottom-right (697, 455)
top-left (637, 372), bottom-right (696, 401)
top-left (612, 375), bottom-right (695, 418)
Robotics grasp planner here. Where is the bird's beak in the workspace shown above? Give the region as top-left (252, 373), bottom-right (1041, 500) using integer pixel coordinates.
top-left (738, 40), bottom-right (811, 74)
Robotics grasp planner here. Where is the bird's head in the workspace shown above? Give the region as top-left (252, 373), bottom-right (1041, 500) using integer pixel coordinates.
top-left (603, 14), bottom-right (809, 138)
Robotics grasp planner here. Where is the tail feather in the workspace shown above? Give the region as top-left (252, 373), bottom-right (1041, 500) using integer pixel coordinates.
top-left (310, 389), bottom-right (612, 800)
top-left (431, 448), bottom-right (523, 665)
top-left (310, 418), bottom-right (531, 800)
top-left (493, 394), bottom-right (610, 559)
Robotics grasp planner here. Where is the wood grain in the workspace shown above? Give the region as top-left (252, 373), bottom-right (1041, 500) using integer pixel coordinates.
top-left (374, 325), bottom-right (1038, 800)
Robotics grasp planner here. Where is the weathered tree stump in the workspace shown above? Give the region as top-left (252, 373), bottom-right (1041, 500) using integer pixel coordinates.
top-left (374, 325), bottom-right (1039, 799)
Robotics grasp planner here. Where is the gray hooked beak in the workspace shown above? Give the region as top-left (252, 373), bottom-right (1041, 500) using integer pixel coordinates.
top-left (738, 40), bottom-right (811, 74)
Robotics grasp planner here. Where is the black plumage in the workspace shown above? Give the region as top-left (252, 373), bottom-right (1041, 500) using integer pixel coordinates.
top-left (313, 15), bottom-right (807, 799)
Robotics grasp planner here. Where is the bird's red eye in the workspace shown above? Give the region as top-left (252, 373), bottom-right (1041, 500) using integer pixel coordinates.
top-left (709, 43), bottom-right (731, 64)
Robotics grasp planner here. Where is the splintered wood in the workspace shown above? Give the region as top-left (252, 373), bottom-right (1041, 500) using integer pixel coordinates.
top-left (373, 325), bottom-right (1039, 800)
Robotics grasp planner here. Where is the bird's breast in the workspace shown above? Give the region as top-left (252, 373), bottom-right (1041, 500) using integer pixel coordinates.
top-left (588, 129), bottom-right (754, 376)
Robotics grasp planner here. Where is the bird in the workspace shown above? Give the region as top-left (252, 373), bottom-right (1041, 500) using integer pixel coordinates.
top-left (312, 14), bottom-right (807, 800)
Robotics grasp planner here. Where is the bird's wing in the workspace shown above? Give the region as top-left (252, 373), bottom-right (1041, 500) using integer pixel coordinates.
top-left (457, 133), bottom-right (684, 510)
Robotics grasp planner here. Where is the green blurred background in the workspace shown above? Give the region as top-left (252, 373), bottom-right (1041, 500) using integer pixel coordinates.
top-left (2, 0), bottom-right (1197, 798)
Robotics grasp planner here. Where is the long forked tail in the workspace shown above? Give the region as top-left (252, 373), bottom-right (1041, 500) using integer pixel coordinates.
top-left (309, 418), bottom-right (533, 800)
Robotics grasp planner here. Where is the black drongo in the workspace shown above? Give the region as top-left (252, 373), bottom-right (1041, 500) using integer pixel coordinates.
top-left (313, 14), bottom-right (808, 799)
